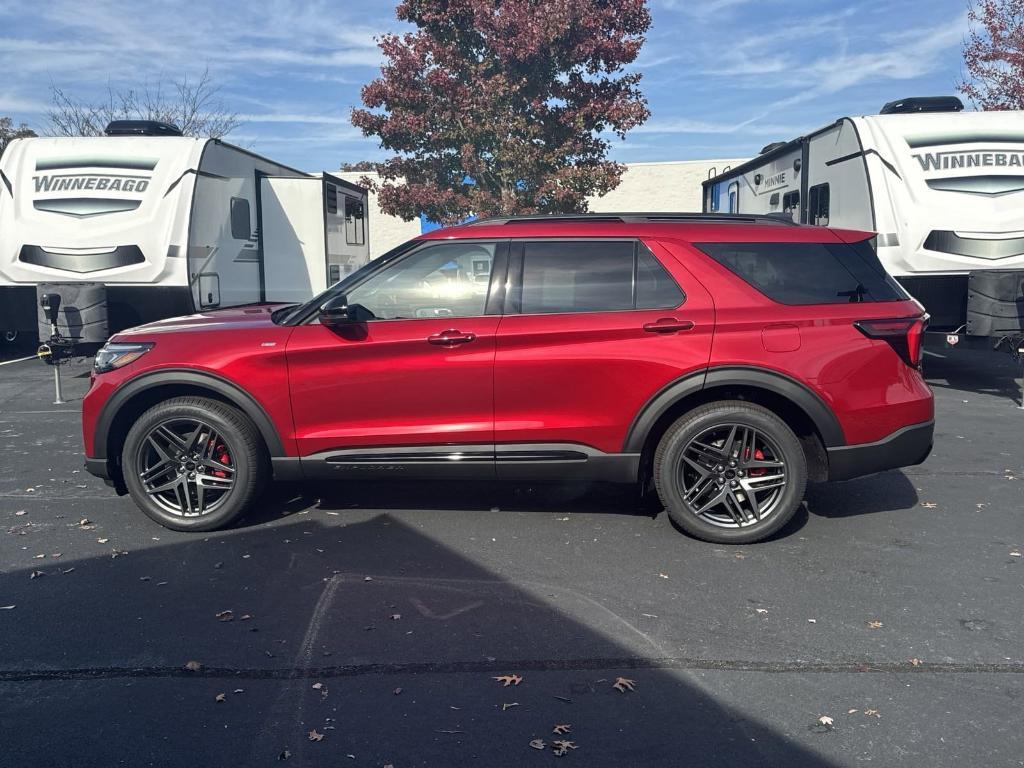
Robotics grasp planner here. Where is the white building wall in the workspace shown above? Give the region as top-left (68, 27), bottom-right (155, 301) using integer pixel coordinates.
top-left (337, 159), bottom-right (746, 258)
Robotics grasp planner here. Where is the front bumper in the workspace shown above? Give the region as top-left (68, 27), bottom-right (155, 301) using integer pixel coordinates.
top-left (826, 421), bottom-right (934, 481)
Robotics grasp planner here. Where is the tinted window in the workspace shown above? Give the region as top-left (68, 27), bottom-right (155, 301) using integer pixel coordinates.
top-left (345, 197), bottom-right (365, 245)
top-left (325, 183), bottom-right (338, 215)
top-left (695, 240), bottom-right (909, 304)
top-left (346, 241), bottom-right (495, 319)
top-left (230, 197), bottom-right (250, 240)
top-left (636, 243), bottom-right (685, 309)
top-left (808, 183), bottom-right (830, 226)
top-left (520, 241), bottom-right (634, 314)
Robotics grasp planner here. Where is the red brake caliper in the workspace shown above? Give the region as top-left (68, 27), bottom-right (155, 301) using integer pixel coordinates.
top-left (210, 440), bottom-right (230, 478)
top-left (750, 448), bottom-right (767, 477)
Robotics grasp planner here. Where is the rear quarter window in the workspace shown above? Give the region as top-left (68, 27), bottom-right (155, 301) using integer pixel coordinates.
top-left (694, 240), bottom-right (909, 305)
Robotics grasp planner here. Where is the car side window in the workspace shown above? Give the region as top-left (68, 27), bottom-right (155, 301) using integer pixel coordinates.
top-left (516, 240), bottom-right (683, 314)
top-left (345, 241), bottom-right (496, 320)
top-left (519, 241), bottom-right (634, 314)
top-left (636, 242), bottom-right (685, 309)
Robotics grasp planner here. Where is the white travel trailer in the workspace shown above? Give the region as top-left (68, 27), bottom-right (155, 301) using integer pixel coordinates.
top-left (0, 121), bottom-right (369, 339)
top-left (703, 97), bottom-right (1024, 348)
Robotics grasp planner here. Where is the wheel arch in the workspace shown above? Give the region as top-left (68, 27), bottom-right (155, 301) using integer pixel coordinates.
top-left (94, 370), bottom-right (285, 490)
top-left (627, 367), bottom-right (842, 485)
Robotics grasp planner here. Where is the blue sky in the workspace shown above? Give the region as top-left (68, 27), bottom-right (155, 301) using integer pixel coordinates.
top-left (0, 0), bottom-right (971, 171)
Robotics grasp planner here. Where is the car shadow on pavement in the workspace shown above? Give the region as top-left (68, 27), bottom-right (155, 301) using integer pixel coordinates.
top-left (924, 347), bottom-right (1023, 405)
top-left (804, 471), bottom-right (919, 519)
top-left (0, 514), bottom-right (838, 767)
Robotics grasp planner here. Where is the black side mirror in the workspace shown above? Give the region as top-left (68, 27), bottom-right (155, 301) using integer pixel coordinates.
top-left (319, 294), bottom-right (376, 327)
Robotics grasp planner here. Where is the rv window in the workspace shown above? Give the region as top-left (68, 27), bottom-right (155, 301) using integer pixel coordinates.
top-left (808, 183), bottom-right (830, 226)
top-left (782, 191), bottom-right (800, 215)
top-left (230, 198), bottom-right (251, 240)
top-left (695, 240), bottom-right (909, 305)
top-left (326, 183), bottom-right (338, 215)
top-left (345, 197), bottom-right (365, 245)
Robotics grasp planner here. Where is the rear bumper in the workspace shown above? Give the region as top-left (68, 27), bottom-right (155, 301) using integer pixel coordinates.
top-left (826, 421), bottom-right (934, 481)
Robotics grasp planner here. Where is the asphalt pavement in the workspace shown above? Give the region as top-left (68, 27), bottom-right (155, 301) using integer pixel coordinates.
top-left (0, 345), bottom-right (1021, 767)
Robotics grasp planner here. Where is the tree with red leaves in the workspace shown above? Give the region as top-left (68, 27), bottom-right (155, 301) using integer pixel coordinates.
top-left (351, 0), bottom-right (651, 224)
top-left (960, 0), bottom-right (1024, 110)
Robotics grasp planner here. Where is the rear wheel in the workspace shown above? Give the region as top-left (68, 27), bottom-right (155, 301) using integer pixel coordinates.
top-left (654, 401), bottom-right (807, 543)
top-left (121, 396), bottom-right (266, 531)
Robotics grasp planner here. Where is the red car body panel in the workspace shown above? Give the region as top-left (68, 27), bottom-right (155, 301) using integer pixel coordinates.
top-left (285, 317), bottom-right (500, 454)
top-left (82, 219), bottom-right (934, 489)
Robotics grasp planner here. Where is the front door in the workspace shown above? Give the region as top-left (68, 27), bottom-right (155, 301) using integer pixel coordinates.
top-left (286, 240), bottom-right (507, 460)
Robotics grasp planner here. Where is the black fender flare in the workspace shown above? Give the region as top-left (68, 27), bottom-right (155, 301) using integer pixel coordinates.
top-left (622, 366), bottom-right (845, 453)
top-left (93, 369), bottom-right (286, 459)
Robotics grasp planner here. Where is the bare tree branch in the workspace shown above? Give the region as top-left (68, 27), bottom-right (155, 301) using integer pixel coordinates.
top-left (47, 67), bottom-right (241, 138)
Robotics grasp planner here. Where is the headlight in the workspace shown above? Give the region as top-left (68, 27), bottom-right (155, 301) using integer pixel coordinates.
top-left (94, 342), bottom-right (154, 373)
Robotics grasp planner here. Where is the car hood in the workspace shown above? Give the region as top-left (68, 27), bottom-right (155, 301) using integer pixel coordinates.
top-left (112, 304), bottom-right (290, 338)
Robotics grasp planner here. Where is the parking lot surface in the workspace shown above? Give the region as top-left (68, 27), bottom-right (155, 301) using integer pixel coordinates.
top-left (1, 347), bottom-right (1022, 767)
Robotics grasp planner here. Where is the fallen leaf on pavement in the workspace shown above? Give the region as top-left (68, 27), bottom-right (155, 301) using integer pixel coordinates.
top-left (183, 660), bottom-right (202, 671)
top-left (613, 677), bottom-right (636, 693)
top-left (529, 739), bottom-right (546, 750)
top-left (847, 709), bottom-right (859, 714)
top-left (755, 608), bottom-right (768, 615)
top-left (30, 570), bottom-right (45, 579)
top-left (390, 614), bottom-right (401, 620)
top-left (818, 715), bottom-right (834, 727)
top-left (867, 620), bottom-right (883, 629)
top-left (494, 674), bottom-right (522, 687)
top-left (97, 538), bottom-right (109, 544)
top-left (15, 511), bottom-right (26, 516)
top-left (393, 687), bottom-right (402, 695)
top-left (308, 730), bottom-right (324, 742)
top-left (864, 709), bottom-right (880, 717)
top-left (216, 610), bottom-right (234, 622)
top-left (312, 682), bottom-right (324, 690)
top-left (1010, 550), bottom-right (1022, 558)
top-left (501, 702), bottom-right (518, 711)
top-left (278, 749), bottom-right (291, 761)
top-left (553, 724), bottom-right (571, 735)
top-left (215, 693), bottom-right (226, 702)
top-left (658, 573), bottom-right (669, 579)
top-left (78, 518), bottom-right (90, 526)
top-left (552, 740), bottom-right (578, 756)
top-left (0, 605), bottom-right (15, 610)
top-left (910, 658), bottom-right (922, 666)
top-left (920, 502), bottom-right (938, 509)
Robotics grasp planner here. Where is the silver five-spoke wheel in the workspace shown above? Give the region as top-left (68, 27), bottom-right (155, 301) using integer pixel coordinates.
top-left (679, 423), bottom-right (787, 528)
top-left (135, 418), bottom-right (236, 517)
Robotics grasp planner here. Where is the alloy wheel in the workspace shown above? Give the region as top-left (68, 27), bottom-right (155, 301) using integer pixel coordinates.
top-left (135, 418), bottom-right (236, 517)
top-left (679, 423), bottom-right (788, 528)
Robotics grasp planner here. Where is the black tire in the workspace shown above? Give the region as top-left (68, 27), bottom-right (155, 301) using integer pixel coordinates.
top-left (121, 396), bottom-right (267, 531)
top-left (653, 401), bottom-right (807, 544)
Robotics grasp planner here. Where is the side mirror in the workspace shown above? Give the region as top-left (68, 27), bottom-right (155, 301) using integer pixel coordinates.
top-left (319, 294), bottom-right (356, 326)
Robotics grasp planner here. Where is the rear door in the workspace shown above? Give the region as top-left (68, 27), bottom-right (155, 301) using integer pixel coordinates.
top-left (493, 238), bottom-right (715, 459)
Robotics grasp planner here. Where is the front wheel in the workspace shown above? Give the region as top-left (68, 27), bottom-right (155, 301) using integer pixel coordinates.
top-left (654, 401), bottom-right (807, 544)
top-left (121, 396), bottom-right (267, 531)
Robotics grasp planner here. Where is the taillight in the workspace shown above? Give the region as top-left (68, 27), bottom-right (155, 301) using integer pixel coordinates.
top-left (854, 315), bottom-right (929, 368)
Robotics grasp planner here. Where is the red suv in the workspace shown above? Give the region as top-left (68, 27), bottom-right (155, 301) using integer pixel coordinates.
top-left (82, 214), bottom-right (933, 543)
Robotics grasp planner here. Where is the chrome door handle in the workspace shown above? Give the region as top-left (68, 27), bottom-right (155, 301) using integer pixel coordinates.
top-left (643, 318), bottom-right (695, 334)
top-left (427, 329), bottom-right (477, 346)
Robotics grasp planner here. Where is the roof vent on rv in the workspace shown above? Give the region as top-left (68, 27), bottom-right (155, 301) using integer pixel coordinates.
top-left (103, 120), bottom-right (184, 137)
top-left (760, 141), bottom-right (788, 155)
top-left (879, 96), bottom-right (964, 115)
